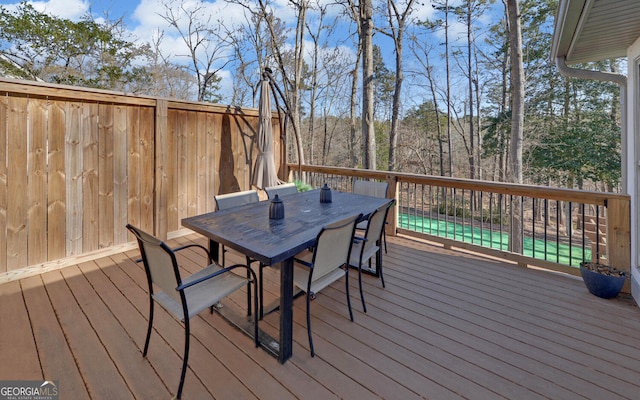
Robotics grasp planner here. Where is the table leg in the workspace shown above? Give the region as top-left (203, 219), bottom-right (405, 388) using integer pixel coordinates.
top-left (209, 239), bottom-right (220, 263)
top-left (279, 257), bottom-right (293, 363)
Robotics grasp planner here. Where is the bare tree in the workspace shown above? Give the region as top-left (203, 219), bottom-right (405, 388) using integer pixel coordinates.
top-left (427, 0), bottom-right (454, 176)
top-left (506, 0), bottom-right (524, 254)
top-left (305, 2), bottom-right (329, 164)
top-left (409, 38), bottom-right (446, 177)
top-left (229, 0), bottom-right (308, 171)
top-left (146, 30), bottom-right (194, 99)
top-left (379, 0), bottom-right (416, 171)
top-left (342, 0), bottom-right (364, 167)
top-left (465, 0), bottom-right (476, 182)
top-left (361, 0), bottom-right (376, 169)
top-left (506, 0), bottom-right (524, 185)
top-left (290, 0), bottom-right (310, 167)
top-left (160, 0), bottom-right (233, 102)
top-left (481, 9), bottom-right (510, 182)
top-left (227, 11), bottom-right (266, 106)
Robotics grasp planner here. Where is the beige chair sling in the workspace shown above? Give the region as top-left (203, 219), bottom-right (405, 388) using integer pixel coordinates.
top-left (348, 202), bottom-right (393, 312)
top-left (293, 214), bottom-right (361, 357)
top-left (127, 224), bottom-right (258, 399)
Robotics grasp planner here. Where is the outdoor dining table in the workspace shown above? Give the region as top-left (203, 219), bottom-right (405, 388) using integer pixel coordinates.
top-left (182, 188), bottom-right (393, 363)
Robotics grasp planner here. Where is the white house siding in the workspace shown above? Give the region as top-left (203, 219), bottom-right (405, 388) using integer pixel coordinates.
top-left (628, 37), bottom-right (640, 305)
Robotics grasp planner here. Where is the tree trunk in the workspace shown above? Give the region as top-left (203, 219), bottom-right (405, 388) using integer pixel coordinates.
top-left (386, 0), bottom-right (415, 172)
top-left (445, 0), bottom-right (453, 176)
top-left (361, 0), bottom-right (376, 169)
top-left (350, 48), bottom-right (362, 168)
top-left (426, 61), bottom-right (445, 177)
top-left (467, 0), bottom-right (475, 182)
top-left (388, 42), bottom-right (402, 172)
top-left (506, 0), bottom-right (524, 254)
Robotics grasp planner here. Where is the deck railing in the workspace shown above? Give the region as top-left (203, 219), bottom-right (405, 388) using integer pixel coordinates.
top-left (290, 164), bottom-right (631, 292)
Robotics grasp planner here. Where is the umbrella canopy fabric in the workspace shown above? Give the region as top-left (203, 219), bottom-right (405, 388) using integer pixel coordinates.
top-left (252, 77), bottom-right (279, 189)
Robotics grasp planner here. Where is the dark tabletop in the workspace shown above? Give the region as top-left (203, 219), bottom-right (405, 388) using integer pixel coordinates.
top-left (182, 189), bottom-right (392, 266)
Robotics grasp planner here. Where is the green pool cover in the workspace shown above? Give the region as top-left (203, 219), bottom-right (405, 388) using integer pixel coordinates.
top-left (399, 214), bottom-right (589, 268)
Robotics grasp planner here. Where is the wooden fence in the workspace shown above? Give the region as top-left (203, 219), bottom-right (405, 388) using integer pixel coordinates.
top-left (0, 78), bottom-right (283, 279)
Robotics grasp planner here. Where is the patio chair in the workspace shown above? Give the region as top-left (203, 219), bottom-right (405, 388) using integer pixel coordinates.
top-left (214, 189), bottom-right (260, 213)
top-left (214, 190), bottom-right (265, 317)
top-left (126, 224), bottom-right (258, 400)
top-left (348, 202), bottom-right (393, 313)
top-left (264, 182), bottom-right (298, 199)
top-left (353, 180), bottom-right (389, 253)
top-left (293, 214), bottom-right (361, 357)
top-left (214, 189), bottom-right (260, 265)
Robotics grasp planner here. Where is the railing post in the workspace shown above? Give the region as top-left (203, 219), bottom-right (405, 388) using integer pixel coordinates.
top-left (386, 174), bottom-right (398, 237)
top-left (606, 197), bottom-right (631, 293)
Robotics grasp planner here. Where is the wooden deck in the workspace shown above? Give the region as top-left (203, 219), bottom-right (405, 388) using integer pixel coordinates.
top-left (1, 234), bottom-right (639, 399)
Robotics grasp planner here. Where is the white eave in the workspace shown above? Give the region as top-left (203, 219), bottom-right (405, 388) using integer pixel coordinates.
top-left (551, 0), bottom-right (640, 65)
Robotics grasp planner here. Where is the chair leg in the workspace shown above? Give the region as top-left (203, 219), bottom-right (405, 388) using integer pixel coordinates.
top-left (307, 293), bottom-right (314, 357)
top-left (143, 300), bottom-right (154, 356)
top-left (252, 278), bottom-right (259, 347)
top-left (345, 270), bottom-right (354, 322)
top-left (383, 229), bottom-right (388, 253)
top-left (377, 249), bottom-right (386, 288)
top-left (177, 319), bottom-right (191, 400)
top-left (357, 265), bottom-right (367, 313)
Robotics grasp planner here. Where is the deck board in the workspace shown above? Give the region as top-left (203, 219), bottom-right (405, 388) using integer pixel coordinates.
top-left (1, 234), bottom-right (640, 399)
top-left (94, 253), bottom-right (214, 399)
top-left (20, 274), bottom-right (88, 398)
top-left (0, 280), bottom-right (41, 380)
top-left (103, 251), bottom-right (258, 400)
top-left (75, 260), bottom-right (170, 399)
top-left (40, 269), bottom-right (134, 399)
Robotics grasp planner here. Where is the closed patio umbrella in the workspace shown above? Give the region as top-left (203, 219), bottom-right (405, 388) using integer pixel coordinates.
top-left (252, 70), bottom-right (279, 189)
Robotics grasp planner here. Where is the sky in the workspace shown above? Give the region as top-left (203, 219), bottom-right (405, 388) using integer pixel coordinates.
top-left (0, 0), bottom-right (257, 56)
top-left (0, 0), bottom-right (297, 100)
top-left (0, 0), bottom-right (481, 105)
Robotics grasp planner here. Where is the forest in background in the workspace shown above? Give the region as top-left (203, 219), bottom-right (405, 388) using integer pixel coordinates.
top-left (0, 0), bottom-right (622, 193)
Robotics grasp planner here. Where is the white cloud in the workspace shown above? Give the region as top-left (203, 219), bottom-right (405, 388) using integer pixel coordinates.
top-left (8, 0), bottom-right (91, 20)
top-left (131, 0), bottom-right (172, 30)
top-left (131, 1), bottom-right (248, 62)
top-left (413, 1), bottom-right (436, 22)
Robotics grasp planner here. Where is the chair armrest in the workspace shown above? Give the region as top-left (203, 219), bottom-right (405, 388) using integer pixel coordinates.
top-left (176, 263), bottom-right (254, 291)
top-left (135, 243), bottom-right (211, 264)
top-left (173, 243), bottom-right (213, 263)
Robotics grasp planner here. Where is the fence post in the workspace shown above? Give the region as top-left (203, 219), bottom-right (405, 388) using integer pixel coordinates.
top-left (606, 196), bottom-right (631, 293)
top-left (154, 99), bottom-right (168, 240)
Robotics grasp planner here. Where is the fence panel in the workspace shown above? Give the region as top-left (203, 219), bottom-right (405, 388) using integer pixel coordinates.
top-left (0, 79), bottom-right (281, 280)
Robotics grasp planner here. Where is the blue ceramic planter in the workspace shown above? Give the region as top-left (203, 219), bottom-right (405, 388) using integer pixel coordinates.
top-left (579, 263), bottom-right (626, 299)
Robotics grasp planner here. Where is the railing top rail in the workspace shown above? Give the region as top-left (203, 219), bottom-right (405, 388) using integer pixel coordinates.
top-left (291, 164), bottom-right (629, 206)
